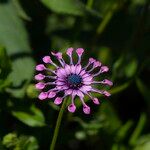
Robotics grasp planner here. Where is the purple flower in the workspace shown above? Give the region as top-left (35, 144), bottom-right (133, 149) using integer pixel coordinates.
top-left (35, 48), bottom-right (113, 114)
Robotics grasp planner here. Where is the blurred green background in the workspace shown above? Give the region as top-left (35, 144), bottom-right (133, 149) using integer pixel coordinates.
top-left (0, 0), bottom-right (150, 150)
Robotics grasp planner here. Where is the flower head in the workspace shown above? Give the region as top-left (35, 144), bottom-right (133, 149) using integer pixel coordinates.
top-left (35, 48), bottom-right (113, 114)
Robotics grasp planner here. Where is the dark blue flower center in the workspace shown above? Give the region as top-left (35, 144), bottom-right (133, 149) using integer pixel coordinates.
top-left (67, 74), bottom-right (82, 89)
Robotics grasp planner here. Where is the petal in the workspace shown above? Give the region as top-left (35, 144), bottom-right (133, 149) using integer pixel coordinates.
top-left (100, 66), bottom-right (109, 73)
top-left (64, 64), bottom-right (71, 75)
top-left (68, 104), bottom-right (76, 113)
top-left (35, 82), bottom-right (45, 89)
top-left (56, 81), bottom-right (65, 86)
top-left (93, 61), bottom-right (101, 67)
top-left (83, 105), bottom-right (90, 114)
top-left (93, 98), bottom-right (100, 105)
top-left (103, 79), bottom-right (113, 86)
top-left (83, 76), bottom-right (93, 82)
top-left (83, 81), bottom-right (92, 85)
top-left (75, 64), bottom-right (82, 74)
top-left (76, 48), bottom-right (84, 56)
top-left (48, 91), bottom-right (56, 98)
top-left (51, 52), bottom-right (62, 59)
top-left (36, 64), bottom-right (45, 71)
top-left (89, 58), bottom-right (96, 63)
top-left (66, 47), bottom-right (73, 56)
top-left (54, 97), bottom-right (63, 105)
top-left (56, 68), bottom-right (66, 78)
top-left (77, 90), bottom-right (84, 98)
top-left (56, 85), bottom-right (68, 90)
top-left (80, 86), bottom-right (92, 93)
top-left (103, 91), bottom-right (111, 97)
top-left (38, 92), bottom-right (47, 100)
top-left (79, 70), bottom-right (86, 76)
top-left (70, 65), bottom-right (76, 74)
top-left (82, 73), bottom-right (90, 78)
top-left (35, 73), bottom-right (45, 80)
top-left (65, 89), bottom-right (73, 95)
top-left (72, 90), bottom-right (78, 96)
top-left (42, 56), bottom-right (52, 63)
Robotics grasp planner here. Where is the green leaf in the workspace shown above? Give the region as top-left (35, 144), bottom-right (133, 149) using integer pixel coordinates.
top-left (99, 102), bottom-right (121, 133)
top-left (0, 1), bottom-right (35, 97)
top-left (41, 0), bottom-right (85, 16)
top-left (110, 82), bottom-right (131, 94)
top-left (12, 0), bottom-right (31, 21)
top-left (98, 46), bottom-right (111, 64)
top-left (0, 46), bottom-right (11, 79)
top-left (12, 105), bottom-right (45, 127)
top-left (129, 113), bottom-right (146, 146)
top-left (115, 120), bottom-right (133, 142)
top-left (125, 58), bottom-right (138, 78)
top-left (19, 136), bottom-right (39, 150)
top-left (133, 134), bottom-right (150, 150)
top-left (136, 78), bottom-right (150, 103)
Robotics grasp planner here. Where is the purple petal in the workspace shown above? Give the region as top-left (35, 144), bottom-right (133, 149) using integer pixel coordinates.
top-left (68, 104), bottom-right (76, 113)
top-left (51, 52), bottom-right (62, 59)
top-left (103, 91), bottom-right (111, 97)
top-left (48, 91), bottom-right (56, 98)
top-left (54, 97), bottom-right (63, 105)
top-left (56, 85), bottom-right (68, 90)
top-left (89, 58), bottom-right (96, 63)
top-left (100, 66), bottom-right (109, 73)
top-left (35, 73), bottom-right (45, 80)
top-left (36, 64), bottom-right (45, 71)
top-left (65, 89), bottom-right (73, 95)
top-left (83, 105), bottom-right (90, 114)
top-left (38, 92), bottom-right (47, 100)
top-left (42, 56), bottom-right (52, 63)
top-left (103, 79), bottom-right (113, 86)
top-left (80, 86), bottom-right (92, 93)
top-left (64, 64), bottom-right (71, 75)
top-left (93, 61), bottom-right (101, 67)
top-left (77, 90), bottom-right (84, 98)
top-left (56, 68), bottom-right (66, 78)
top-left (70, 65), bottom-right (76, 74)
top-left (83, 76), bottom-right (93, 82)
top-left (79, 70), bottom-right (86, 76)
top-left (66, 47), bottom-right (73, 56)
top-left (35, 82), bottom-right (45, 89)
top-left (76, 48), bottom-right (84, 56)
top-left (75, 64), bottom-right (82, 74)
top-left (93, 98), bottom-right (100, 105)
top-left (56, 81), bottom-right (65, 86)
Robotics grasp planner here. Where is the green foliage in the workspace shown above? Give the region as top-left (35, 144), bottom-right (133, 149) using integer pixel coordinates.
top-left (41, 0), bottom-right (85, 16)
top-left (0, 0), bottom-right (149, 149)
top-left (0, 0), bottom-right (35, 97)
top-left (12, 105), bottom-right (45, 127)
top-left (2, 133), bottom-right (39, 150)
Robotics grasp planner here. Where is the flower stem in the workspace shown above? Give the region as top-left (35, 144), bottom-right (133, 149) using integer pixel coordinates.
top-left (50, 99), bottom-right (67, 150)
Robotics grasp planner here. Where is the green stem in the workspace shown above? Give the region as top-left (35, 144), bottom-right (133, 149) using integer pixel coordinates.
top-left (50, 99), bottom-right (67, 150)
top-left (96, 3), bottom-right (118, 35)
top-left (86, 0), bottom-right (94, 9)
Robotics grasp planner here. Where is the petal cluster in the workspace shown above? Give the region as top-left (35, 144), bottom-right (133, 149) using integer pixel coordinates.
top-left (35, 48), bottom-right (113, 114)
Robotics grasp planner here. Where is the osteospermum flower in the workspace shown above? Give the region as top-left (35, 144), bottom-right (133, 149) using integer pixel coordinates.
top-left (35, 48), bottom-right (113, 114)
